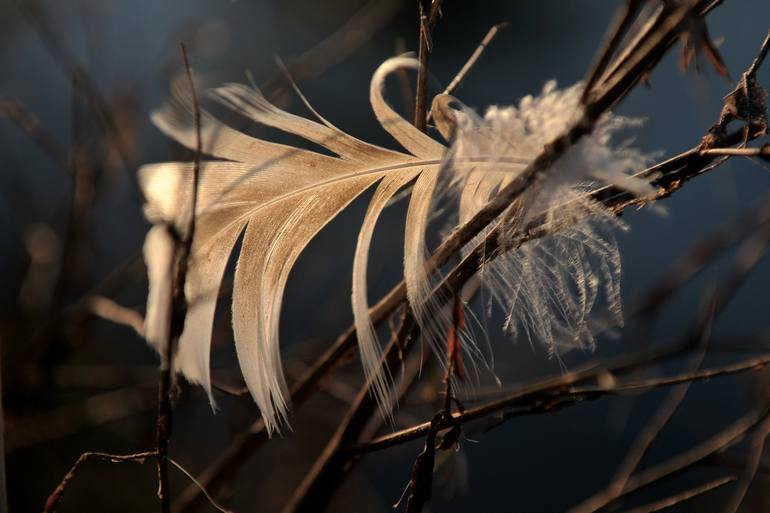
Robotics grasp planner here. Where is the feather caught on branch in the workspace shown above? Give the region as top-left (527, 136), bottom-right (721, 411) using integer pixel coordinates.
top-left (412, 82), bottom-right (655, 376)
top-left (140, 58), bottom-right (655, 434)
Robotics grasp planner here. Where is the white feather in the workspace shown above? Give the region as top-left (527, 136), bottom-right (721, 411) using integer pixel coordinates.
top-left (141, 58), bottom-right (443, 434)
top-left (141, 61), bottom-right (656, 434)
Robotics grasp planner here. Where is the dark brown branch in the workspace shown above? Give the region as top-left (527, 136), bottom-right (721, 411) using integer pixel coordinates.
top-left (43, 451), bottom-right (230, 513)
top-left (13, 1), bottom-right (138, 182)
top-left (176, 98), bottom-right (756, 513)
top-left (0, 351), bottom-right (6, 513)
top-left (155, 43), bottom-right (202, 513)
top-left (582, 0), bottom-right (644, 103)
top-left (413, 0), bottom-right (442, 131)
top-left (347, 347), bottom-right (770, 456)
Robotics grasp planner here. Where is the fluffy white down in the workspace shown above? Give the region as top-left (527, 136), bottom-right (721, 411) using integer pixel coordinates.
top-left (409, 81), bottom-right (655, 371)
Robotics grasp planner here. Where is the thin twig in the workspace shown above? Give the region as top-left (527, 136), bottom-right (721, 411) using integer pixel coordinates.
top-left (609, 409), bottom-right (769, 509)
top-left (568, 226), bottom-right (770, 513)
top-left (582, 0), bottom-right (644, 103)
top-left (156, 43), bottom-right (202, 513)
top-left (347, 348), bottom-right (770, 455)
top-left (0, 100), bottom-right (70, 173)
top-left (44, 451), bottom-right (156, 513)
top-left (722, 414), bottom-right (770, 513)
top-left (620, 475), bottom-right (736, 513)
top-left (413, 0), bottom-right (442, 131)
top-left (167, 458), bottom-right (233, 513)
top-left (700, 145), bottom-right (770, 158)
top-left (442, 22), bottom-right (508, 97)
top-left (86, 296), bottom-right (145, 337)
top-left (746, 29), bottom-right (770, 77)
top-left (13, 1), bottom-right (138, 183)
top-left (175, 115), bottom-right (758, 513)
top-left (43, 450), bottom-right (229, 513)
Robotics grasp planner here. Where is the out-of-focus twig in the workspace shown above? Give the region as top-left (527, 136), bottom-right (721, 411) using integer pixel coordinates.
top-left (569, 219), bottom-right (770, 513)
top-left (722, 414), bottom-right (770, 513)
top-left (0, 100), bottom-right (69, 172)
top-left (13, 1), bottom-right (138, 181)
top-left (86, 296), bottom-right (144, 337)
top-left (620, 475), bottom-right (736, 513)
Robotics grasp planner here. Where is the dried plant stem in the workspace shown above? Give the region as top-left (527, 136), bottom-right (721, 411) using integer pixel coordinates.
top-left (413, 0), bottom-right (442, 131)
top-left (608, 409), bottom-right (769, 509)
top-left (353, 216), bottom-right (770, 455)
top-left (747, 29), bottom-right (770, 77)
top-left (722, 414), bottom-right (770, 513)
top-left (620, 475), bottom-right (736, 513)
top-left (442, 22), bottom-right (508, 97)
top-left (44, 451), bottom-right (157, 513)
top-left (582, 0), bottom-right (643, 102)
top-left (349, 350), bottom-right (770, 455)
top-left (700, 145), bottom-right (770, 158)
top-left (14, 0), bottom-right (137, 180)
top-left (43, 450), bottom-right (229, 513)
top-left (156, 43), bottom-right (202, 513)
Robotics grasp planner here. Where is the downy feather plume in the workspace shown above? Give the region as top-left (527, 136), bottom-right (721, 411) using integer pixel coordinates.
top-left (140, 58), bottom-right (654, 434)
top-left (411, 82), bottom-right (655, 372)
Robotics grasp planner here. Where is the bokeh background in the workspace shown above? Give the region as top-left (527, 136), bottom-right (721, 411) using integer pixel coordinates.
top-left (2, 0), bottom-right (770, 511)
